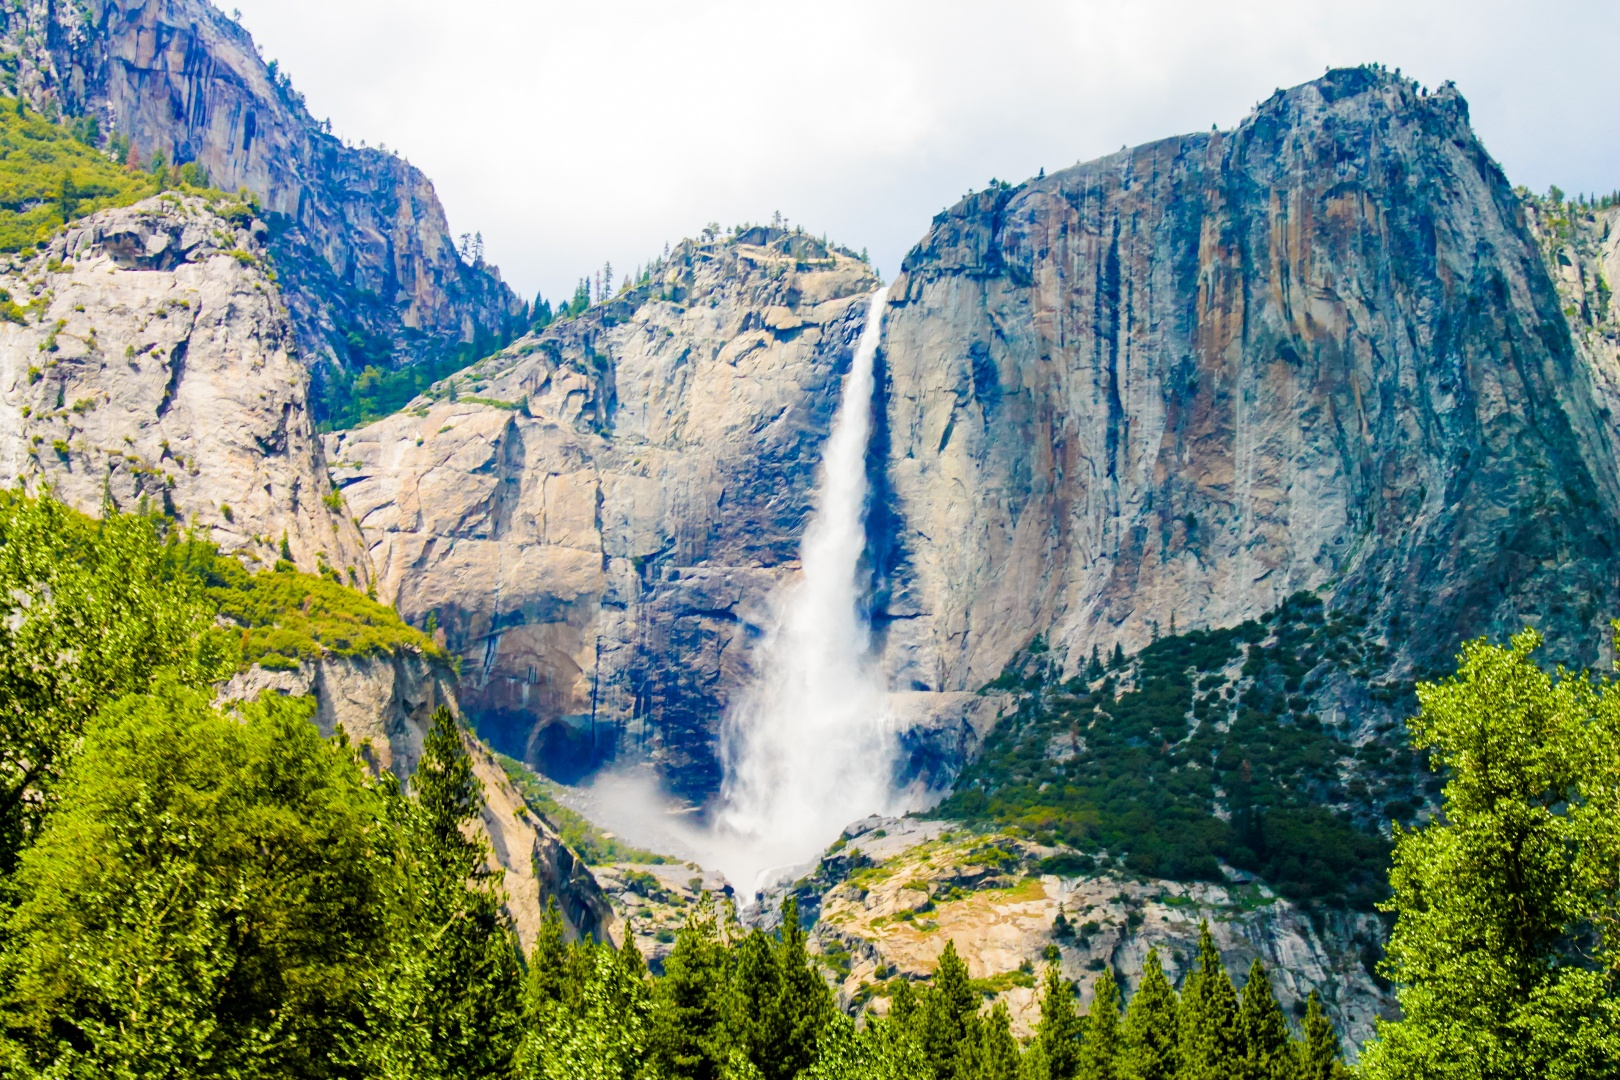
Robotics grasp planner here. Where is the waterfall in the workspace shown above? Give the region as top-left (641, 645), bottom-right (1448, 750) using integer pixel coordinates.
top-left (714, 286), bottom-right (897, 894)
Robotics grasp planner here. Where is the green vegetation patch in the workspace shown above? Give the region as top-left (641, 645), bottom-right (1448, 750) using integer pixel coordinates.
top-left (937, 592), bottom-right (1414, 909)
top-left (167, 544), bottom-right (442, 669)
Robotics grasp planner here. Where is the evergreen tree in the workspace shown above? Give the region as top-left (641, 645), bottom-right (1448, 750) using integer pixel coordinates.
top-left (0, 683), bottom-right (391, 1076)
top-left (1296, 991), bottom-right (1344, 1080)
top-left (391, 705), bottom-right (525, 1078)
top-left (768, 896), bottom-right (835, 1080)
top-left (1111, 643), bottom-right (1126, 669)
top-left (1034, 961), bottom-right (1083, 1080)
top-left (1077, 969), bottom-right (1122, 1080)
top-left (917, 940), bottom-right (979, 1079)
top-left (1120, 948), bottom-right (1179, 1080)
top-left (1176, 923), bottom-right (1240, 1080)
top-left (1086, 645), bottom-right (1105, 682)
top-left (1234, 959), bottom-right (1290, 1080)
top-left (960, 1000), bottom-right (1022, 1080)
top-left (649, 893), bottom-right (733, 1080)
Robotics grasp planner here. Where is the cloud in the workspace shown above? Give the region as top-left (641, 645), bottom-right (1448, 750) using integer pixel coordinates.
top-left (231, 0), bottom-right (1620, 302)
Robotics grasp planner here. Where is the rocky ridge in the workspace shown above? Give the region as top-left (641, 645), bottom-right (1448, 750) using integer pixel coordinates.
top-left (0, 0), bottom-right (524, 406)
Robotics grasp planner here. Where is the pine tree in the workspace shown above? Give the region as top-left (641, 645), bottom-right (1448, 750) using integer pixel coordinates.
top-left (769, 896), bottom-right (834, 1080)
top-left (1077, 969), bottom-right (1122, 1080)
top-left (405, 706), bottom-right (525, 1078)
top-left (648, 893), bottom-right (733, 1080)
top-left (1111, 643), bottom-right (1126, 669)
top-left (1120, 948), bottom-right (1179, 1080)
top-left (1086, 645), bottom-right (1105, 682)
top-left (1296, 991), bottom-right (1344, 1080)
top-left (1233, 959), bottom-right (1290, 1080)
top-left (960, 1001), bottom-right (1022, 1080)
top-left (1034, 962), bottom-right (1082, 1080)
top-left (1175, 923), bottom-right (1240, 1080)
top-left (917, 940), bottom-right (979, 1079)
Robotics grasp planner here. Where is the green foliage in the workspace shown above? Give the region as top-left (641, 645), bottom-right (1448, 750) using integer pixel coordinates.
top-left (168, 540), bottom-right (442, 667)
top-left (1234, 959), bottom-right (1292, 1080)
top-left (0, 492), bottom-right (233, 876)
top-left (0, 682), bottom-right (393, 1076)
top-left (315, 328), bottom-right (506, 431)
top-left (1033, 960), bottom-right (1082, 1079)
top-left (0, 100), bottom-right (155, 253)
top-left (937, 592), bottom-right (1400, 908)
top-left (1360, 629), bottom-right (1620, 1080)
top-left (1177, 922), bottom-right (1242, 1080)
top-left (1120, 948), bottom-right (1179, 1080)
top-left (1077, 969), bottom-right (1122, 1080)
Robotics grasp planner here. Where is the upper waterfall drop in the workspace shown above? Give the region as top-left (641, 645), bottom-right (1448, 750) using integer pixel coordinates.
top-left (715, 286), bottom-right (898, 894)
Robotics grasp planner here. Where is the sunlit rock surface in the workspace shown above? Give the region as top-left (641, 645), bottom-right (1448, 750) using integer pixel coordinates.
top-left (0, 194), bottom-right (366, 577)
top-left (330, 233), bottom-right (895, 799)
top-left (1, 0), bottom-right (523, 385)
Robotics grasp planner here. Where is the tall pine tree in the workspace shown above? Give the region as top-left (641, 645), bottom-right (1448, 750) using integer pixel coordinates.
top-left (1234, 959), bottom-right (1291, 1080)
top-left (1120, 947), bottom-right (1179, 1080)
top-left (1175, 923), bottom-right (1240, 1080)
top-left (916, 940), bottom-right (979, 1079)
top-left (1296, 991), bottom-right (1344, 1080)
top-left (1034, 961), bottom-right (1083, 1080)
top-left (649, 893), bottom-right (733, 1080)
top-left (1077, 969), bottom-right (1122, 1080)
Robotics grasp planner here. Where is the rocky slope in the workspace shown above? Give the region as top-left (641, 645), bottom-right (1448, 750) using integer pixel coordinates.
top-left (0, 0), bottom-right (524, 408)
top-left (800, 818), bottom-right (1390, 1052)
top-left (0, 193), bottom-right (610, 944)
top-left (0, 192), bottom-right (366, 576)
top-left (328, 231), bottom-right (905, 799)
top-left (875, 66), bottom-right (1620, 705)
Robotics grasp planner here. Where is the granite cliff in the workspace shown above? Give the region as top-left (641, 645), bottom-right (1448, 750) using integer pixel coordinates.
top-left (0, 0), bottom-right (525, 417)
top-left (335, 69), bottom-right (1620, 811)
top-left (875, 67), bottom-right (1619, 710)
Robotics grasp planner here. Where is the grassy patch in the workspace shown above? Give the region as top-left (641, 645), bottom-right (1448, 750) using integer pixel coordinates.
top-left (167, 544), bottom-right (441, 668)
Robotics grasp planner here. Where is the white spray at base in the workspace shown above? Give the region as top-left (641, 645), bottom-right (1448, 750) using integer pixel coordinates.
top-left (713, 286), bottom-right (901, 895)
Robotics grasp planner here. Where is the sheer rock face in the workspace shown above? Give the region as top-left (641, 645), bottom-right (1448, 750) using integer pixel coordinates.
top-left (0, 0), bottom-right (522, 385)
top-left (874, 67), bottom-right (1620, 698)
top-left (0, 195), bottom-right (367, 577)
top-left (329, 236), bottom-right (885, 800)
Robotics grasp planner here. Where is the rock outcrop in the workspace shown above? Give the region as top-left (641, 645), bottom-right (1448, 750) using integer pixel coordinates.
top-left (329, 232), bottom-right (885, 800)
top-left (0, 193), bottom-right (611, 946)
top-left (0, 193), bottom-right (366, 576)
top-left (800, 818), bottom-right (1391, 1054)
top-left (874, 67), bottom-right (1620, 702)
top-left (0, 0), bottom-right (524, 403)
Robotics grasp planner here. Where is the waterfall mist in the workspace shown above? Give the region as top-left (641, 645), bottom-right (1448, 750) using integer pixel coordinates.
top-left (711, 286), bottom-right (900, 895)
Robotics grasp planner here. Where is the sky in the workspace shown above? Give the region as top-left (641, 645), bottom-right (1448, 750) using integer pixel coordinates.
top-left (228, 0), bottom-right (1620, 305)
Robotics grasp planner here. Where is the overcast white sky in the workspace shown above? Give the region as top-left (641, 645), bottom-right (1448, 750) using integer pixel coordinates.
top-left (229, 0), bottom-right (1619, 305)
